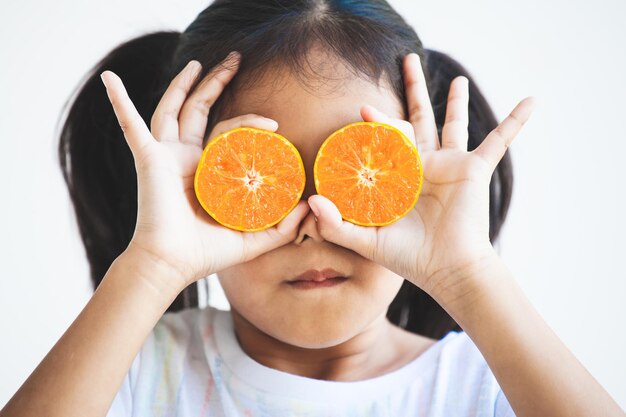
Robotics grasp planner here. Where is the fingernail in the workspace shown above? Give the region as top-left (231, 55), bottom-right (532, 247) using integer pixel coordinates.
top-left (99, 72), bottom-right (108, 88)
top-left (185, 60), bottom-right (200, 72)
top-left (310, 202), bottom-right (320, 217)
top-left (225, 51), bottom-right (241, 61)
top-left (367, 104), bottom-right (381, 114)
top-left (264, 118), bottom-right (279, 128)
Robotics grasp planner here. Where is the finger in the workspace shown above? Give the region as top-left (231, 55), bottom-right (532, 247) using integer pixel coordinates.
top-left (150, 60), bottom-right (202, 143)
top-left (474, 96), bottom-right (537, 171)
top-left (179, 51), bottom-right (241, 147)
top-left (403, 53), bottom-right (440, 152)
top-left (307, 195), bottom-right (378, 261)
top-left (241, 200), bottom-right (311, 259)
top-left (441, 76), bottom-right (470, 150)
top-left (100, 71), bottom-right (154, 157)
top-left (207, 114), bottom-right (279, 143)
top-left (360, 105), bottom-right (416, 145)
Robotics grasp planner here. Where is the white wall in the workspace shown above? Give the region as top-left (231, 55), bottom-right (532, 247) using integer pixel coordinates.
top-left (1, 0), bottom-right (624, 409)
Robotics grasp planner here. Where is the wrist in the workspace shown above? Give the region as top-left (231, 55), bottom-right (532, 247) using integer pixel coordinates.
top-left (426, 248), bottom-right (507, 315)
top-left (117, 242), bottom-right (189, 300)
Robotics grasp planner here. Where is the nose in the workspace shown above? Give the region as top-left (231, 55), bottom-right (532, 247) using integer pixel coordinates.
top-left (293, 154), bottom-right (324, 244)
top-left (293, 201), bottom-right (324, 244)
top-left (300, 163), bottom-right (316, 201)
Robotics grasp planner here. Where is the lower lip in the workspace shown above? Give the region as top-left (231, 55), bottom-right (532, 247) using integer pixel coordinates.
top-left (286, 277), bottom-right (348, 289)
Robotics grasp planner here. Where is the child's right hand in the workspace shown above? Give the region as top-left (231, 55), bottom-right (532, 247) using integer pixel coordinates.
top-left (100, 52), bottom-right (310, 292)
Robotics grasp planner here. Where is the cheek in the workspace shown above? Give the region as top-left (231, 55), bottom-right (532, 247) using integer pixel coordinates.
top-left (218, 261), bottom-right (404, 312)
top-left (367, 267), bottom-right (405, 302)
top-left (217, 254), bottom-right (404, 310)
top-left (218, 263), bottom-right (405, 349)
top-left (348, 262), bottom-right (406, 309)
top-left (216, 264), bottom-right (275, 312)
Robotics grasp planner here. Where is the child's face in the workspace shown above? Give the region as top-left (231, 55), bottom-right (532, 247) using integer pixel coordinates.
top-left (216, 50), bottom-right (407, 349)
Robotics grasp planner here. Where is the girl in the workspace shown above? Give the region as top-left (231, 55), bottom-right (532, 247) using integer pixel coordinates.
top-left (1, 0), bottom-right (623, 416)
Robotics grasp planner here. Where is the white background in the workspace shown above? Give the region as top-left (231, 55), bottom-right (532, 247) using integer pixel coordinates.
top-left (1, 0), bottom-right (625, 410)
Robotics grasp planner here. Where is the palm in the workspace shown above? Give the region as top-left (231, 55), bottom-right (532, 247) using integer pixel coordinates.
top-left (373, 148), bottom-right (493, 290)
top-left (101, 55), bottom-right (308, 288)
top-left (142, 142), bottom-right (305, 282)
top-left (130, 142), bottom-right (231, 279)
top-left (310, 53), bottom-right (535, 294)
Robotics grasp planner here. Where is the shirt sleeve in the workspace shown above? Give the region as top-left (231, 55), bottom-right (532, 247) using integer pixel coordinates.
top-left (494, 388), bottom-right (516, 417)
top-left (105, 350), bottom-right (141, 417)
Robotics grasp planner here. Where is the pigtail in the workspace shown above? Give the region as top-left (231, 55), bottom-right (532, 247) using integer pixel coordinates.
top-left (386, 49), bottom-right (513, 339)
top-left (57, 31), bottom-right (199, 312)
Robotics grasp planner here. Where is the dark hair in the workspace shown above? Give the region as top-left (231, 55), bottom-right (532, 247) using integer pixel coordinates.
top-left (58, 0), bottom-right (512, 340)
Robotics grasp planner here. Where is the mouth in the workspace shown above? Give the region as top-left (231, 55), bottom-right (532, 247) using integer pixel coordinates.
top-left (285, 268), bottom-right (349, 289)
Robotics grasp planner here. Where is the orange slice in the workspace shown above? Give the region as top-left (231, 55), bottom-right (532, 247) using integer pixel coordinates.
top-left (194, 127), bottom-right (306, 232)
top-left (314, 122), bottom-right (423, 226)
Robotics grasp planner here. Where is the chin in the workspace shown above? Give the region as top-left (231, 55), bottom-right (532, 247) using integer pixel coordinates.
top-left (272, 322), bottom-right (360, 349)
top-left (262, 306), bottom-right (379, 349)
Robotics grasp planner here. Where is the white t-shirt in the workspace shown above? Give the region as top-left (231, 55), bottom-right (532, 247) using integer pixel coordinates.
top-left (107, 306), bottom-right (515, 416)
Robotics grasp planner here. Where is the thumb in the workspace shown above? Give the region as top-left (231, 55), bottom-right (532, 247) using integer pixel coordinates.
top-left (307, 194), bottom-right (378, 261)
top-left (241, 200), bottom-right (311, 261)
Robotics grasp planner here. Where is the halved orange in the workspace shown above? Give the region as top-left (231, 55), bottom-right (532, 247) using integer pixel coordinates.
top-left (194, 127), bottom-right (306, 232)
top-left (314, 122), bottom-right (423, 226)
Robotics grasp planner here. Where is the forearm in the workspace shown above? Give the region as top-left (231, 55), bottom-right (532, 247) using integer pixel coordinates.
top-left (0, 246), bottom-right (185, 417)
top-left (430, 255), bottom-right (624, 417)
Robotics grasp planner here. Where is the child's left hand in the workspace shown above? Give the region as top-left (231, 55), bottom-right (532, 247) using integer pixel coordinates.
top-left (308, 53), bottom-right (536, 300)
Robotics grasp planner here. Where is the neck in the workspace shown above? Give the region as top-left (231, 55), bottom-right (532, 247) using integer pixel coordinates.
top-left (230, 308), bottom-right (399, 381)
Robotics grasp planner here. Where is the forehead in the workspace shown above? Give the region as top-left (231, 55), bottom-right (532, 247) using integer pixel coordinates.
top-left (224, 48), bottom-right (405, 153)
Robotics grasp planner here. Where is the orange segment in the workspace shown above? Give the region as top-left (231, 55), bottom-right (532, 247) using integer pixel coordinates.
top-left (194, 127), bottom-right (305, 232)
top-left (314, 122), bottom-right (423, 226)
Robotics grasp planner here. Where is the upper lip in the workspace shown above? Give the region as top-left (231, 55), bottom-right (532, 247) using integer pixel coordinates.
top-left (289, 268), bottom-right (345, 282)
